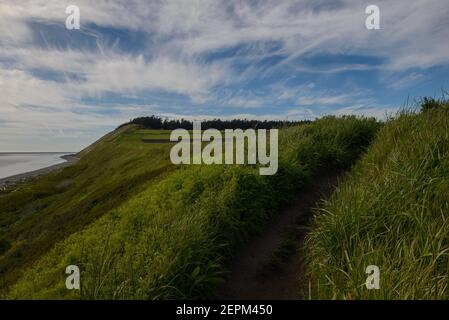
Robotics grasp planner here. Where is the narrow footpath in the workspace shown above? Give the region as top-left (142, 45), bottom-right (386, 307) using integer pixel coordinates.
top-left (216, 173), bottom-right (340, 299)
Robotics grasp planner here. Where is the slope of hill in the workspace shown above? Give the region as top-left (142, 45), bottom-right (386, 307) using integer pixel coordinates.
top-left (307, 104), bottom-right (449, 299)
top-left (4, 116), bottom-right (380, 299)
top-left (0, 125), bottom-right (176, 293)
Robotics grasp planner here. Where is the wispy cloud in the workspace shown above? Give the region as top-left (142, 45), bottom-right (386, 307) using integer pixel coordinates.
top-left (1, 0), bottom-right (449, 150)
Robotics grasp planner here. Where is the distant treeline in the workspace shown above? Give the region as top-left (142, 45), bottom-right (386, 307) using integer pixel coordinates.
top-left (119, 115), bottom-right (309, 130)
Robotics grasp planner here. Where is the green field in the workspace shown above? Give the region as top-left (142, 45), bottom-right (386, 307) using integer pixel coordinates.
top-left (1, 116), bottom-right (380, 299)
top-left (137, 129), bottom-right (172, 141)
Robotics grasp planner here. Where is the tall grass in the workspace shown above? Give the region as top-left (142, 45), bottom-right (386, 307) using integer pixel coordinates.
top-left (307, 107), bottom-right (449, 299)
top-left (6, 116), bottom-right (379, 299)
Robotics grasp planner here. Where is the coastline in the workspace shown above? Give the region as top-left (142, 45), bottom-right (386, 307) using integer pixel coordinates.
top-left (0, 154), bottom-right (79, 188)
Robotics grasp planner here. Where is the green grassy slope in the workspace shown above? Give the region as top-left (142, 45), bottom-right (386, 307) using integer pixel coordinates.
top-left (307, 107), bottom-right (449, 299)
top-left (0, 126), bottom-right (176, 292)
top-left (6, 116), bottom-right (380, 299)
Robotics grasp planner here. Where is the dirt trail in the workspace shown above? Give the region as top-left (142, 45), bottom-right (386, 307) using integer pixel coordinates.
top-left (216, 173), bottom-right (340, 300)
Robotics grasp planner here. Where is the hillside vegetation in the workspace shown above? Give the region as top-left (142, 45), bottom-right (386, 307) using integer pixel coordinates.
top-left (307, 101), bottom-right (449, 299)
top-left (0, 126), bottom-right (176, 293)
top-left (5, 116), bottom-right (379, 299)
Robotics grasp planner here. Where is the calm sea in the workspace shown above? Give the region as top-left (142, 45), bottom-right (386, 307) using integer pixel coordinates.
top-left (0, 153), bottom-right (70, 179)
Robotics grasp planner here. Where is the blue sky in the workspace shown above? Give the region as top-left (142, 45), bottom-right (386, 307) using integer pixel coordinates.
top-left (1, 0), bottom-right (449, 151)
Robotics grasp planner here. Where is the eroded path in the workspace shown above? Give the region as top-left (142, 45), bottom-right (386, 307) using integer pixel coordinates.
top-left (216, 173), bottom-right (340, 299)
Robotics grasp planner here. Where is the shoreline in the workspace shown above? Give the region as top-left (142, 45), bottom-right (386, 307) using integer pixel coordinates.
top-left (0, 154), bottom-right (79, 188)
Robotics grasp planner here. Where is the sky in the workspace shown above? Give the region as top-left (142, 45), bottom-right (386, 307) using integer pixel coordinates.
top-left (1, 0), bottom-right (449, 151)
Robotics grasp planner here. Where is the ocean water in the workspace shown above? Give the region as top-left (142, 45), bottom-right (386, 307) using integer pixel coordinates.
top-left (0, 153), bottom-right (70, 179)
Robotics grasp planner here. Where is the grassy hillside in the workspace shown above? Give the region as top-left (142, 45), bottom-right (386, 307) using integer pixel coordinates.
top-left (307, 105), bottom-right (449, 299)
top-left (5, 116), bottom-right (379, 299)
top-left (0, 126), bottom-right (176, 293)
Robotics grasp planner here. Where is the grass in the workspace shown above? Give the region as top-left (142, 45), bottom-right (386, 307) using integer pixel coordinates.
top-left (4, 116), bottom-right (379, 299)
top-left (306, 105), bottom-right (449, 299)
top-left (137, 129), bottom-right (172, 141)
top-left (0, 125), bottom-right (176, 293)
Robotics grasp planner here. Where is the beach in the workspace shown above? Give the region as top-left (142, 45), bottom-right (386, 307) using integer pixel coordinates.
top-left (0, 154), bottom-right (78, 188)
